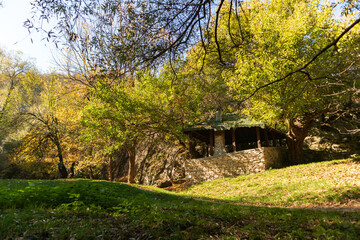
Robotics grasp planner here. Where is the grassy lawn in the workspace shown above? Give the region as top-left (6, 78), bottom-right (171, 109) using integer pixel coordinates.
top-left (182, 158), bottom-right (360, 208)
top-left (0, 159), bottom-right (359, 239)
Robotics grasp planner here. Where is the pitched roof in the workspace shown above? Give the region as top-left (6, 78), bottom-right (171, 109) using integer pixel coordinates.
top-left (183, 113), bottom-right (266, 132)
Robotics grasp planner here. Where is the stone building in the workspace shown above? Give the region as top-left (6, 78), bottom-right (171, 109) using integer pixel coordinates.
top-left (183, 113), bottom-right (287, 184)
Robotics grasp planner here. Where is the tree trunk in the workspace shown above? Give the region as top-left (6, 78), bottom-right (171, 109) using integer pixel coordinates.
top-left (69, 162), bottom-right (75, 178)
top-left (108, 158), bottom-right (114, 181)
top-left (50, 128), bottom-right (68, 179)
top-left (57, 161), bottom-right (68, 178)
top-left (56, 143), bottom-right (68, 178)
top-left (286, 117), bottom-right (314, 165)
top-left (89, 166), bottom-right (94, 179)
top-left (127, 146), bottom-right (136, 184)
top-left (286, 137), bottom-right (306, 165)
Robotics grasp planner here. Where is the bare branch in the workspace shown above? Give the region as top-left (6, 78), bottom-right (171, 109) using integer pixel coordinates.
top-left (214, 0), bottom-right (226, 66)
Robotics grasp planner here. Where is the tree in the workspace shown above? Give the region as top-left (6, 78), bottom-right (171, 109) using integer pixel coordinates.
top-left (24, 1), bottom-right (214, 182)
top-left (81, 68), bottom-right (205, 183)
top-left (14, 73), bottom-right (85, 178)
top-left (28, 1), bottom-right (213, 69)
top-left (0, 49), bottom-right (33, 131)
top-left (187, 0), bottom-right (360, 163)
top-left (0, 49), bottom-right (35, 165)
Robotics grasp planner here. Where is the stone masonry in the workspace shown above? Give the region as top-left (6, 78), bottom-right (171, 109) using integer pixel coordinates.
top-left (213, 130), bottom-right (226, 156)
top-left (185, 147), bottom-right (285, 184)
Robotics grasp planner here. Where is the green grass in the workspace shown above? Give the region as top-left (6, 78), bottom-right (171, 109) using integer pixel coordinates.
top-left (182, 158), bottom-right (360, 207)
top-left (0, 159), bottom-right (359, 239)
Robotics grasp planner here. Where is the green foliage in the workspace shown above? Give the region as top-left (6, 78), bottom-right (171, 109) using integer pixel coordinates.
top-left (226, 0), bottom-right (358, 126)
top-left (83, 72), bottom-right (191, 145)
top-left (188, 0), bottom-right (359, 129)
top-left (80, 67), bottom-right (207, 167)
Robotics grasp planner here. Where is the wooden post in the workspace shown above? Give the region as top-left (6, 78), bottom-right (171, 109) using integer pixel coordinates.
top-left (256, 127), bottom-right (262, 148)
top-left (209, 130), bottom-right (214, 156)
top-left (264, 130), bottom-right (269, 147)
top-left (231, 128), bottom-right (236, 152)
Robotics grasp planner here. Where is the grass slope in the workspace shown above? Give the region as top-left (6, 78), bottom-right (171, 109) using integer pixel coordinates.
top-left (0, 159), bottom-right (359, 239)
top-left (182, 158), bottom-right (360, 208)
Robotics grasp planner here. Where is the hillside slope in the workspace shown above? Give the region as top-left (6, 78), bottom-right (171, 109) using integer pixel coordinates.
top-left (1, 158), bottom-right (360, 239)
top-left (182, 158), bottom-right (360, 209)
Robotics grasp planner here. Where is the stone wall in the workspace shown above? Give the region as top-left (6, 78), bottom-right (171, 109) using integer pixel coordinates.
top-left (264, 147), bottom-right (285, 169)
top-left (185, 147), bottom-right (285, 184)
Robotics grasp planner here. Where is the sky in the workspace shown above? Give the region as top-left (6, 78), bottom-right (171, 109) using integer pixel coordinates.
top-left (0, 0), bottom-right (57, 72)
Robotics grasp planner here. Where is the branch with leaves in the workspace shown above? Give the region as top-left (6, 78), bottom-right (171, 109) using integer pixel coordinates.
top-left (242, 17), bottom-right (360, 102)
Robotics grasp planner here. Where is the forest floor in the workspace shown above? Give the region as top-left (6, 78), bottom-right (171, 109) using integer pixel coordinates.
top-left (1, 158), bottom-right (359, 239)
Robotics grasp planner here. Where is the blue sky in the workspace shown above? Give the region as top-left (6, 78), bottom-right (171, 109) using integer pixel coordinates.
top-left (0, 0), bottom-right (57, 72)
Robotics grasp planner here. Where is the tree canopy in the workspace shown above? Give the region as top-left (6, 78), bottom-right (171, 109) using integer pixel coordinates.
top-left (1, 0), bottom-right (359, 181)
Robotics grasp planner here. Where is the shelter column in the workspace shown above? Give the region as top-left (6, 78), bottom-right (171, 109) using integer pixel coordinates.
top-left (256, 127), bottom-right (262, 148)
top-left (213, 130), bottom-right (226, 156)
top-left (231, 128), bottom-right (236, 152)
top-left (209, 129), bottom-right (214, 156)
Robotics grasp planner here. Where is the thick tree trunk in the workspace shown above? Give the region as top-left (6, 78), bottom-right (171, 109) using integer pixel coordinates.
top-left (127, 146), bottom-right (136, 184)
top-left (286, 137), bottom-right (306, 165)
top-left (57, 160), bottom-right (68, 178)
top-left (286, 109), bottom-right (330, 164)
top-left (286, 117), bottom-right (314, 165)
